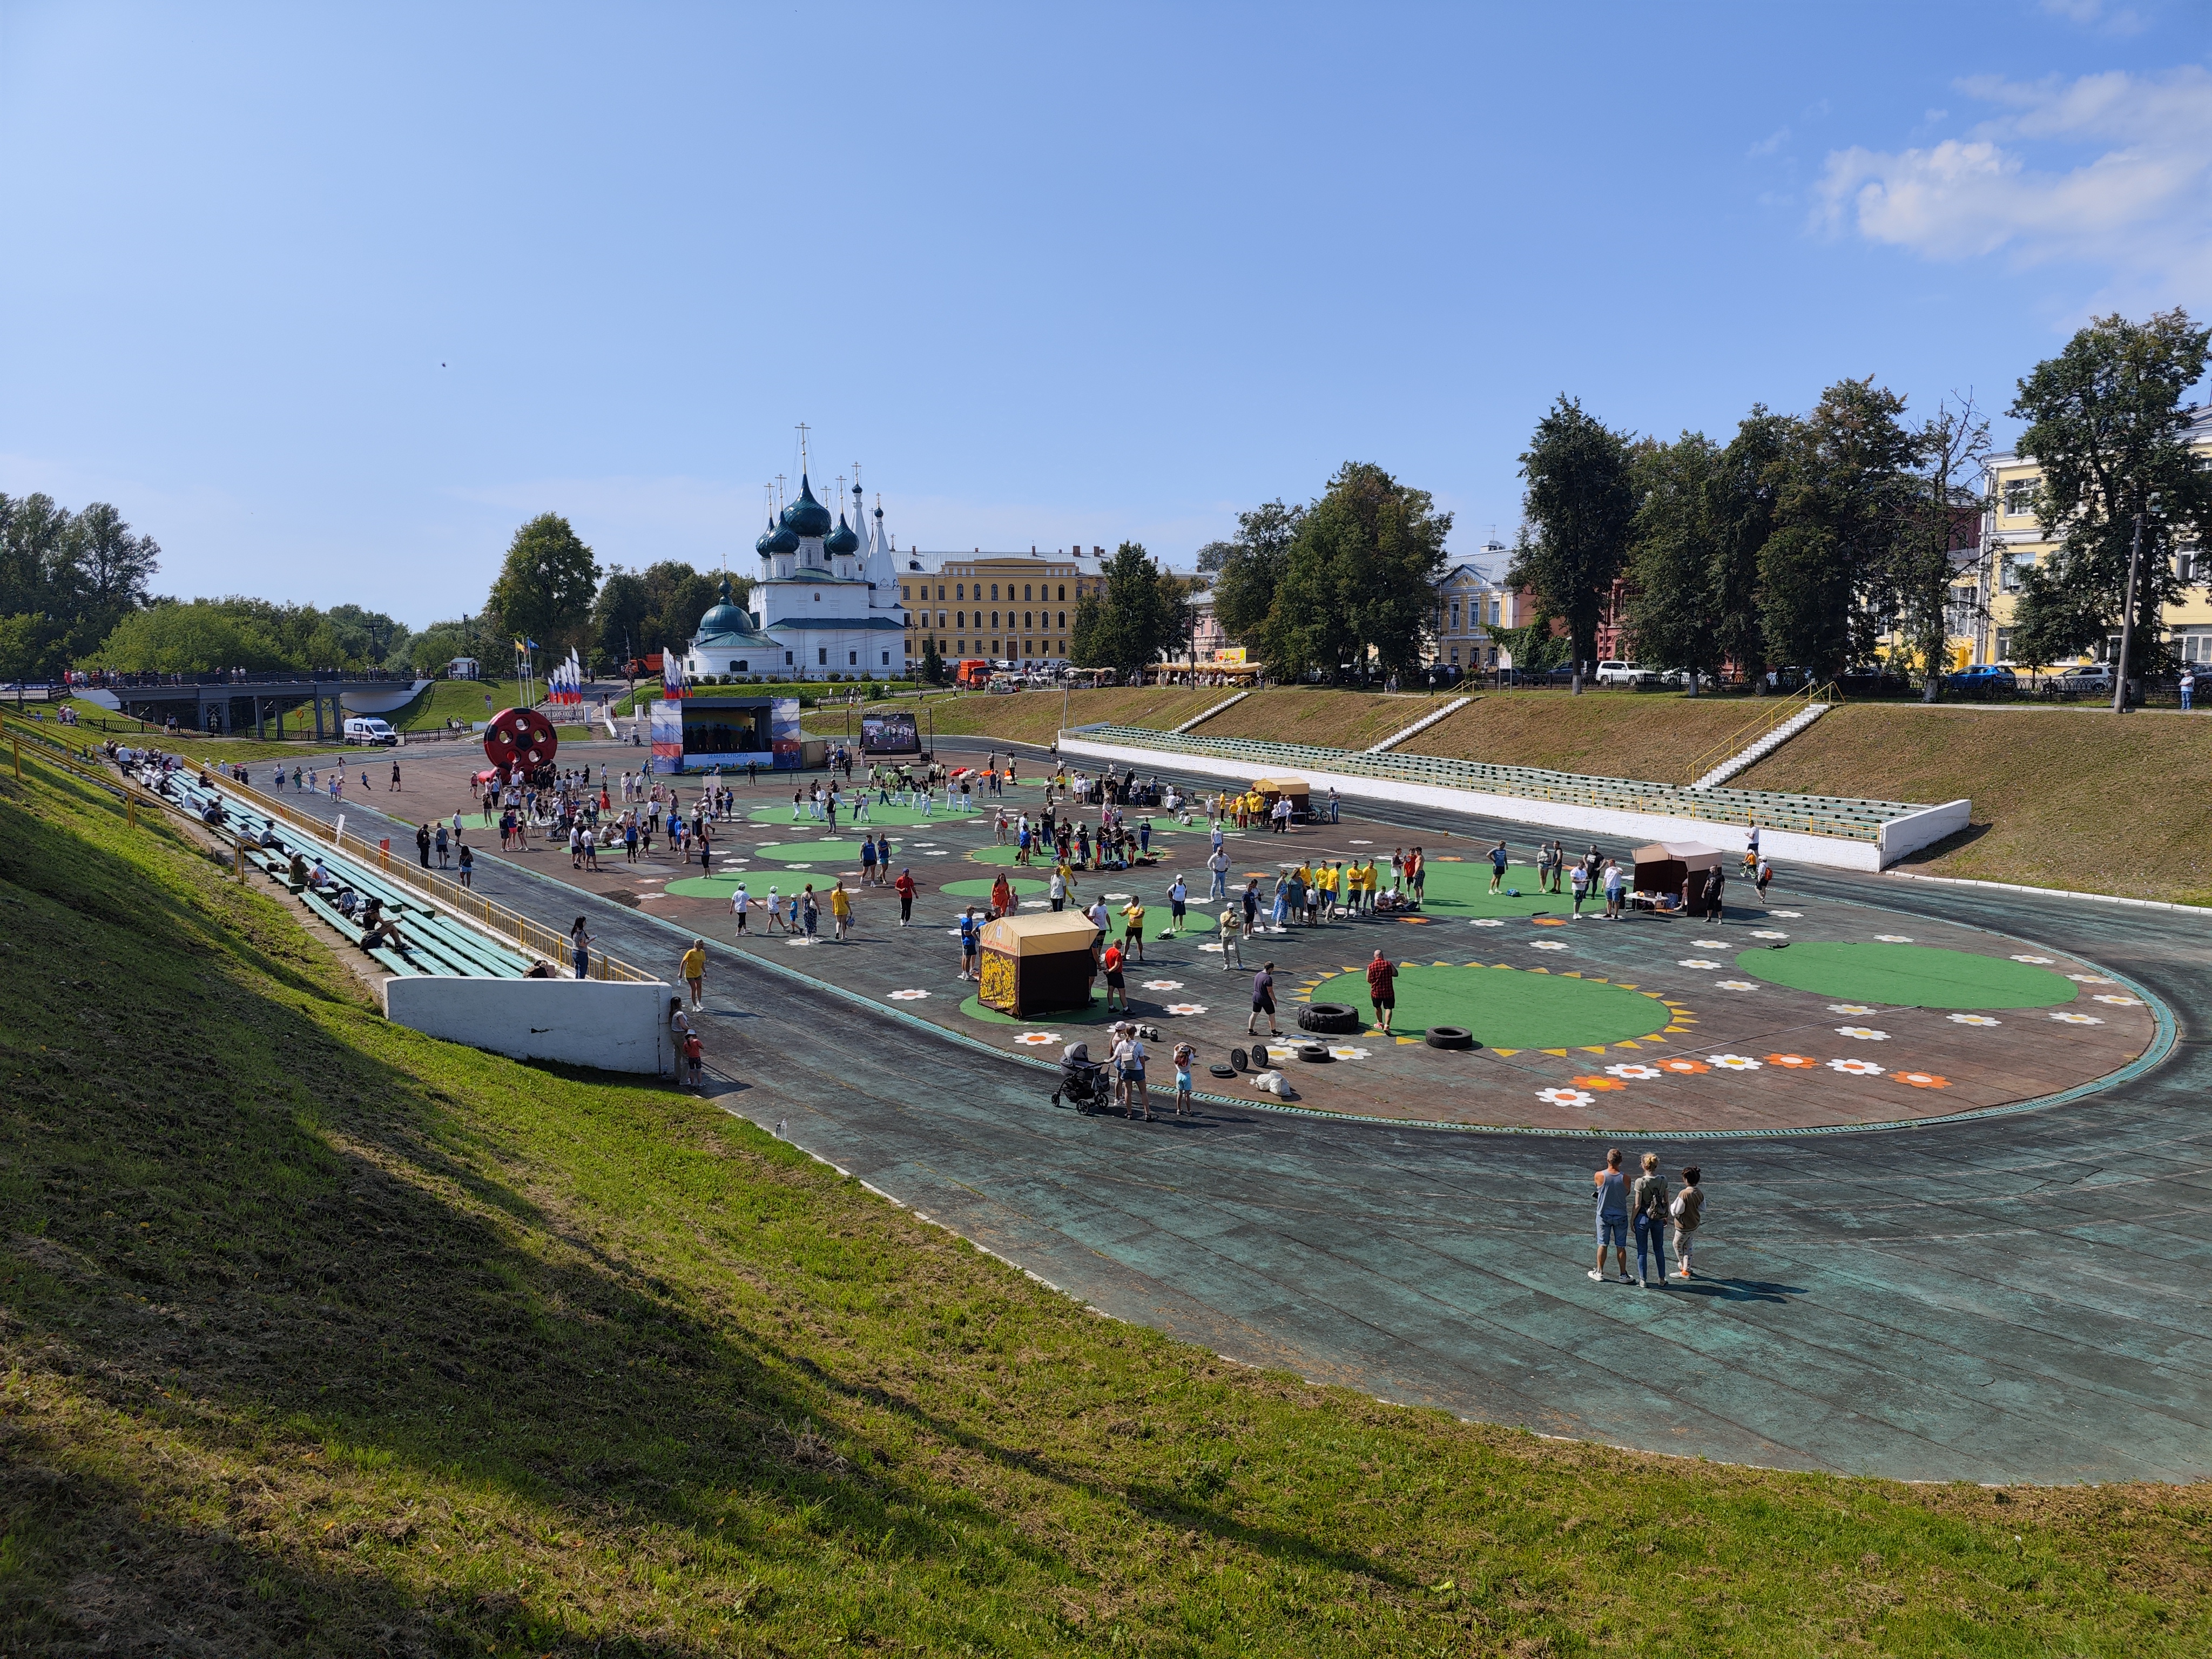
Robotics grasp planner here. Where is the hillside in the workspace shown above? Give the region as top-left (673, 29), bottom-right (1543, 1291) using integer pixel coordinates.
top-left (5, 751), bottom-right (2205, 1654)
top-left (1737, 703), bottom-right (2212, 904)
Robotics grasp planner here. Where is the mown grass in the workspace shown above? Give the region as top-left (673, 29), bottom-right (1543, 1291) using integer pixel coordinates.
top-left (3, 754), bottom-right (2210, 1656)
top-left (1401, 691), bottom-right (1784, 785)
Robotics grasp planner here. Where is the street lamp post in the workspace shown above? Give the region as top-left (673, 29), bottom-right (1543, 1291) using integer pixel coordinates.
top-left (2112, 491), bottom-right (2165, 714)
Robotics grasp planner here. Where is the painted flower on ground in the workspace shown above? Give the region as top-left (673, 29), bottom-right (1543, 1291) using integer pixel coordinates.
top-left (2067, 974), bottom-right (2115, 984)
top-left (1749, 929), bottom-right (1789, 940)
top-left (1569, 1075), bottom-right (1626, 1091)
top-left (1605, 1063), bottom-right (1662, 1079)
top-left (1142, 979), bottom-right (1185, 992)
top-left (1535, 1087), bottom-right (1595, 1108)
top-left (1529, 940), bottom-right (1569, 952)
top-left (2011, 954), bottom-right (2054, 965)
top-left (1660, 1058), bottom-right (1710, 1075)
top-left (1197, 942), bottom-right (1225, 953)
top-left (1531, 915), bottom-right (1567, 927)
top-left (1677, 958), bottom-right (1722, 970)
top-left (1767, 910), bottom-right (1803, 919)
top-left (1708, 1054), bottom-right (1762, 1070)
top-left (1828, 1003), bottom-right (1878, 1016)
top-left (1829, 1057), bottom-right (1885, 1076)
top-left (1874, 934), bottom-right (1913, 943)
top-left (1897, 1070), bottom-right (1950, 1089)
top-left (1469, 918), bottom-right (1506, 927)
top-left (1766, 1053), bottom-right (1817, 1068)
top-left (1948, 1013), bottom-right (2000, 1026)
top-left (2050, 1011), bottom-right (2104, 1025)
top-left (1349, 839), bottom-right (1372, 845)
top-left (1164, 1003), bottom-right (1209, 1017)
top-left (2092, 994), bottom-right (2142, 1006)
top-left (1692, 939), bottom-right (1728, 949)
top-left (1328, 1046), bottom-right (1371, 1061)
top-left (887, 989), bottom-right (931, 1001)
top-left (1715, 980), bottom-right (1758, 990)
top-left (1835, 1026), bottom-right (1889, 1041)
top-left (1020, 899), bottom-right (1050, 908)
top-left (1013, 1031), bottom-right (1061, 1046)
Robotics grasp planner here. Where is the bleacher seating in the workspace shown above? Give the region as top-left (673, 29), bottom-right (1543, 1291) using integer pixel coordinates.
top-left (161, 773), bottom-right (536, 979)
top-left (1073, 725), bottom-right (1923, 842)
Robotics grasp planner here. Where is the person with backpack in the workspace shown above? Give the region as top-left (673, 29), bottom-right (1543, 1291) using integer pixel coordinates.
top-left (1631, 1152), bottom-right (1670, 1287)
top-left (1670, 1164), bottom-right (1704, 1280)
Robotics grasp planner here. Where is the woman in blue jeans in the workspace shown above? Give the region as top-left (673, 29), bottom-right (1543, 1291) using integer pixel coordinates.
top-left (1590, 1148), bottom-right (1633, 1283)
top-left (1630, 1152), bottom-right (1670, 1287)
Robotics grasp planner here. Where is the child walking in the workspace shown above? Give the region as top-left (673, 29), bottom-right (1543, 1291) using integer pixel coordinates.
top-left (1172, 1042), bottom-right (1196, 1117)
top-left (1670, 1165), bottom-right (1704, 1279)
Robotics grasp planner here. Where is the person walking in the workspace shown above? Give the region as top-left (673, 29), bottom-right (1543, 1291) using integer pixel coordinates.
top-left (1121, 896), bottom-right (1146, 963)
top-left (894, 867), bottom-right (916, 927)
top-left (765, 886), bottom-right (788, 934)
top-left (990, 872), bottom-right (1014, 920)
top-left (1206, 846), bottom-right (1230, 902)
top-left (565, 918), bottom-right (593, 981)
top-left (829, 878), bottom-right (853, 942)
top-left (1702, 864), bottom-right (1727, 924)
top-left (1670, 1165), bottom-right (1704, 1280)
top-left (1487, 839), bottom-right (1509, 894)
top-left (958, 907), bottom-right (980, 979)
top-left (1602, 856), bottom-right (1624, 920)
top-left (2184, 666), bottom-right (2197, 712)
top-left (389, 760), bottom-right (402, 792)
top-left (1248, 960), bottom-right (1279, 1037)
top-left (859, 834), bottom-right (877, 887)
top-left (1754, 857), bottom-right (1773, 903)
top-left (1101, 940), bottom-right (1128, 1011)
top-left (1630, 1153), bottom-right (1671, 1286)
top-left (457, 843), bottom-right (474, 889)
top-left (1569, 858), bottom-right (1590, 918)
top-left (679, 936), bottom-right (705, 1005)
top-left (1590, 1148), bottom-right (1633, 1284)
top-left (800, 885), bottom-right (819, 939)
top-left (1172, 1041), bottom-right (1196, 1116)
top-left (416, 822), bottom-right (433, 868)
top-left (1365, 948), bottom-right (1397, 1034)
top-left (1165, 874), bottom-right (1186, 936)
top-left (731, 881), bottom-right (751, 935)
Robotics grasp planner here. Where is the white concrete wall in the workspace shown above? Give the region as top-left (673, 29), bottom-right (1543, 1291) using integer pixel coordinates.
top-left (382, 976), bottom-right (676, 1076)
top-left (1062, 734), bottom-right (1951, 873)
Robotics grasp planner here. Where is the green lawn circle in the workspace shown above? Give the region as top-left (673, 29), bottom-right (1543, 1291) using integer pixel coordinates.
top-left (959, 993), bottom-right (1120, 1027)
top-left (750, 840), bottom-right (879, 863)
top-left (665, 873), bottom-right (748, 899)
top-left (1739, 941), bottom-right (2078, 1010)
top-left (1305, 964), bottom-right (1675, 1046)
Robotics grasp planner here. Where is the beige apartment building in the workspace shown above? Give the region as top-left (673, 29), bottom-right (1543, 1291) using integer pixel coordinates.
top-left (1430, 549), bottom-right (1523, 672)
top-left (1963, 402), bottom-right (2212, 670)
top-left (902, 549), bottom-right (1104, 665)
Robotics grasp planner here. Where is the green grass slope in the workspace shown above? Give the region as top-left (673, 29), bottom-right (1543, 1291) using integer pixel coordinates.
top-left (1736, 703), bottom-right (2212, 904)
top-left (3, 754), bottom-right (2209, 1655)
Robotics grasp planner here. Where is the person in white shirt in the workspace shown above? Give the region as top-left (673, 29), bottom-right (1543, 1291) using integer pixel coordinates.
top-left (1112, 1027), bottom-right (1151, 1120)
top-left (731, 882), bottom-right (751, 934)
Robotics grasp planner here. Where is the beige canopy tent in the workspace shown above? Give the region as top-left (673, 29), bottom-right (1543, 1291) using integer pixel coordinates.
top-left (978, 911), bottom-right (1100, 1017)
top-left (1633, 840), bottom-right (1723, 896)
top-left (1251, 776), bottom-right (1310, 809)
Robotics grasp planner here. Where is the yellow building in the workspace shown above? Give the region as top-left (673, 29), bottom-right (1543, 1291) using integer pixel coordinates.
top-left (1964, 403), bottom-right (2212, 670)
top-left (902, 550), bottom-right (1103, 665)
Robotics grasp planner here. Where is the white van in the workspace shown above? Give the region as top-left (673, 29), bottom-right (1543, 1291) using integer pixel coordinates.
top-left (343, 717), bottom-right (400, 746)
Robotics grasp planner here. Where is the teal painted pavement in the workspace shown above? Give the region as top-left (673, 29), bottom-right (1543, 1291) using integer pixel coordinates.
top-left (271, 758), bottom-right (2212, 1483)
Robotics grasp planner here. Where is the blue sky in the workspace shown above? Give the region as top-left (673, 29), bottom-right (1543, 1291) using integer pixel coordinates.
top-left (3, 1), bottom-right (2207, 625)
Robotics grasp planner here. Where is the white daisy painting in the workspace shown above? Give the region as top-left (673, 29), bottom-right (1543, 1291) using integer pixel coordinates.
top-left (1536, 1087), bottom-right (1595, 1108)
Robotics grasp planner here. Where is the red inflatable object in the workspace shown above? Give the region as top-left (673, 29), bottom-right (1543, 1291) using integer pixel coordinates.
top-left (482, 706), bottom-right (558, 778)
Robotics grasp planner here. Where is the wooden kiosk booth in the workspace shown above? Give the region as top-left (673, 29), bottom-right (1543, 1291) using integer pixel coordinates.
top-left (1632, 840), bottom-right (1723, 908)
top-left (977, 912), bottom-right (1100, 1017)
top-left (1251, 775), bottom-right (1310, 821)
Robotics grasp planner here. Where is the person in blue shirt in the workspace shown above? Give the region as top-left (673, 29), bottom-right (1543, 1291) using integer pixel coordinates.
top-left (1488, 839), bottom-right (1510, 894)
top-left (958, 907), bottom-right (981, 981)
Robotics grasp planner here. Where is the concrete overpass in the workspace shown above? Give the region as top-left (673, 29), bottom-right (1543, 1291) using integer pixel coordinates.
top-left (78, 671), bottom-right (429, 739)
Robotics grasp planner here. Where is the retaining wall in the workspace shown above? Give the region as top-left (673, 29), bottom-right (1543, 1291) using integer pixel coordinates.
top-left (382, 976), bottom-right (676, 1075)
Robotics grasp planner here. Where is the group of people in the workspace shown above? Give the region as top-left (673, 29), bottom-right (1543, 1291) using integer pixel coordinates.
top-left (1591, 1149), bottom-right (1707, 1284)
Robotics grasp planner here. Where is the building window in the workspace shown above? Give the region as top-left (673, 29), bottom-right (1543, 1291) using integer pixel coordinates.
top-left (1488, 598), bottom-right (1501, 626)
top-left (1449, 645), bottom-right (1460, 663)
top-left (956, 611), bottom-right (965, 628)
top-left (848, 651), bottom-right (857, 665)
top-left (785, 651), bottom-right (793, 666)
top-left (937, 585), bottom-right (945, 599)
top-left (956, 640), bottom-right (965, 653)
top-left (2180, 544), bottom-right (2203, 584)
top-left (956, 583), bottom-right (965, 600)
top-left (818, 648), bottom-right (828, 666)
top-left (991, 640), bottom-right (1000, 655)
top-left (1994, 628), bottom-right (2014, 662)
top-left (990, 611), bottom-right (1000, 628)
top-left (1023, 611), bottom-right (1032, 629)
top-left (1057, 611), bottom-right (1064, 628)
top-left (1058, 584), bottom-right (1065, 600)
top-left (730, 660), bottom-right (746, 673)
top-left (1056, 639), bottom-right (1064, 654)
top-left (882, 650), bottom-right (891, 665)
top-left (990, 583), bottom-right (999, 601)
top-left (1024, 641), bottom-right (1033, 657)
top-left (1023, 584), bottom-right (1032, 601)
top-left (900, 584), bottom-right (909, 601)
top-left (1449, 602), bottom-right (1459, 631)
top-left (2004, 479), bottom-right (2034, 518)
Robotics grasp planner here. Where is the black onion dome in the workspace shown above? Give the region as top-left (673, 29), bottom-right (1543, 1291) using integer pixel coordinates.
top-left (825, 513), bottom-right (860, 556)
top-left (780, 473), bottom-right (834, 539)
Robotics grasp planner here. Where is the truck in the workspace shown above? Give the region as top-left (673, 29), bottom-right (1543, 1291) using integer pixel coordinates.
top-left (952, 658), bottom-right (993, 689)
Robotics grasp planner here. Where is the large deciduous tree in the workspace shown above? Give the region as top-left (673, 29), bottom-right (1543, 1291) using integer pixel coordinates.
top-left (2008, 309), bottom-right (2212, 684)
top-left (1510, 398), bottom-right (1636, 693)
top-left (1207, 499), bottom-right (1305, 669)
top-left (1890, 397), bottom-right (1990, 700)
top-left (1268, 464), bottom-right (1451, 682)
top-left (1622, 433), bottom-right (1724, 692)
top-left (1070, 542), bottom-right (1179, 679)
top-left (487, 514), bottom-right (600, 657)
top-left (0, 493), bottom-right (163, 676)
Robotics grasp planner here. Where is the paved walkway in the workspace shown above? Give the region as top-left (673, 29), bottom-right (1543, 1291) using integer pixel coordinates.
top-left (264, 741), bottom-right (2212, 1483)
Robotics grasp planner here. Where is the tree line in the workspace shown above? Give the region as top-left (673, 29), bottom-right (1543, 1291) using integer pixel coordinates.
top-left (1519, 308), bottom-right (2210, 696)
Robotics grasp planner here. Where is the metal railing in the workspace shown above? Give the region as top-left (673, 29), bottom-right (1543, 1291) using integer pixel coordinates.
top-left (197, 766), bottom-right (663, 984)
top-left (1683, 679), bottom-right (1837, 786)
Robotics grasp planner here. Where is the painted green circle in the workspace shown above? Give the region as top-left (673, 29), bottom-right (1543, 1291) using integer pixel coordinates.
top-left (1739, 941), bottom-right (2079, 1009)
top-left (665, 873), bottom-right (749, 899)
top-left (1306, 964), bottom-right (1675, 1046)
top-left (750, 840), bottom-right (878, 862)
top-left (942, 876), bottom-right (1049, 900)
top-left (745, 802), bottom-right (973, 827)
top-left (1388, 860), bottom-right (1583, 919)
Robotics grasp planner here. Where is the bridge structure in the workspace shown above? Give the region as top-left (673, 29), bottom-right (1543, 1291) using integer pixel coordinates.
top-left (76, 670), bottom-right (428, 739)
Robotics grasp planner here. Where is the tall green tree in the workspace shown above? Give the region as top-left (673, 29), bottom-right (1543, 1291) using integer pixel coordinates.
top-left (487, 514), bottom-right (600, 657)
top-left (90, 600), bottom-right (293, 673)
top-left (1708, 409), bottom-right (1792, 691)
top-left (1509, 397), bottom-right (1636, 693)
top-left (1269, 464), bottom-right (1452, 682)
top-left (1070, 542), bottom-right (1178, 679)
top-left (2008, 309), bottom-right (2212, 684)
top-left (0, 493), bottom-right (163, 676)
top-left (1761, 379), bottom-right (1920, 682)
top-left (1207, 499), bottom-right (1305, 667)
top-left (1890, 397), bottom-right (1990, 700)
top-left (1622, 433), bottom-right (1724, 692)
top-left (919, 636), bottom-right (946, 686)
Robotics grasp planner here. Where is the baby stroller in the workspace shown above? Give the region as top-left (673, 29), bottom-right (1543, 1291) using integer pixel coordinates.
top-left (1051, 1041), bottom-right (1111, 1114)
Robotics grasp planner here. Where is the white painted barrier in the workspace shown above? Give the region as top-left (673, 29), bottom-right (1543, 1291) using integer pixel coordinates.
top-left (382, 976), bottom-right (677, 1076)
top-left (1062, 734), bottom-right (1967, 873)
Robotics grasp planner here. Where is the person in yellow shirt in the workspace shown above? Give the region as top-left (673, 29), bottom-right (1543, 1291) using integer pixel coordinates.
top-left (1121, 898), bottom-right (1148, 963)
top-left (680, 939), bottom-right (706, 1009)
top-left (829, 878), bottom-right (854, 942)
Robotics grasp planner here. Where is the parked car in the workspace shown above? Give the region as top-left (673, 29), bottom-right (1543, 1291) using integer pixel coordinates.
top-left (1838, 665), bottom-right (1913, 697)
top-left (1943, 664), bottom-right (2017, 696)
top-left (1594, 659), bottom-right (1656, 687)
top-left (2044, 662), bottom-right (2141, 699)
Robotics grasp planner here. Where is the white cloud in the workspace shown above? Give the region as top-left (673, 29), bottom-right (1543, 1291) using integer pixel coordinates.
top-left (1748, 125), bottom-right (1790, 158)
top-left (2038, 0), bottom-right (2147, 35)
top-left (1815, 68), bottom-right (2212, 306)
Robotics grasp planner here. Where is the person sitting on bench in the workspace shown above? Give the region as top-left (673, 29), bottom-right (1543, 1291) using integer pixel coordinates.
top-left (359, 897), bottom-right (407, 954)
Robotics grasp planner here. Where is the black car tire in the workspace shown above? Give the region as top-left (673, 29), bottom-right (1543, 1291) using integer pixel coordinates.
top-left (1298, 1001), bottom-right (1362, 1035)
top-left (1425, 1026), bottom-right (1476, 1050)
top-left (1294, 1042), bottom-right (1333, 1063)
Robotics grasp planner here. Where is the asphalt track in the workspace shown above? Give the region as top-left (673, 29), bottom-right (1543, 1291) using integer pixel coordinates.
top-left (275, 740), bottom-right (2212, 1484)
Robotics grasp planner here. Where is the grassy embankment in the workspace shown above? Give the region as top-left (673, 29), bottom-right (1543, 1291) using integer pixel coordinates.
top-left (5, 752), bottom-right (2211, 1655)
